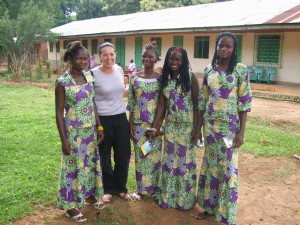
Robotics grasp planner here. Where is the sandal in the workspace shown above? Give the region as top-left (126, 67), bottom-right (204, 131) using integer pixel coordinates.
top-left (118, 192), bottom-right (141, 201)
top-left (101, 194), bottom-right (112, 203)
top-left (66, 212), bottom-right (87, 223)
top-left (85, 201), bottom-right (105, 210)
top-left (195, 211), bottom-right (213, 220)
top-left (131, 193), bottom-right (142, 200)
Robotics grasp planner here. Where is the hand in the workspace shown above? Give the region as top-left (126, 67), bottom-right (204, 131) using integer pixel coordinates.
top-left (129, 124), bottom-right (135, 141)
top-left (148, 130), bottom-right (158, 139)
top-left (232, 131), bottom-right (244, 148)
top-left (97, 130), bottom-right (104, 145)
top-left (62, 140), bottom-right (72, 155)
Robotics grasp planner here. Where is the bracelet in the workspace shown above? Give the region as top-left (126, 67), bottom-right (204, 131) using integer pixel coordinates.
top-left (97, 125), bottom-right (104, 131)
top-left (238, 130), bottom-right (245, 134)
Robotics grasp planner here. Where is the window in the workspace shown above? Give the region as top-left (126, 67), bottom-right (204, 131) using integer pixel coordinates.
top-left (194, 36), bottom-right (209, 58)
top-left (151, 37), bottom-right (161, 56)
top-left (173, 36), bottom-right (183, 47)
top-left (236, 35), bottom-right (242, 63)
top-left (92, 39), bottom-right (98, 54)
top-left (135, 37), bottom-right (143, 69)
top-left (116, 37), bottom-right (125, 67)
top-left (82, 40), bottom-right (88, 50)
top-left (63, 40), bottom-right (69, 49)
top-left (49, 41), bottom-right (53, 52)
top-left (254, 34), bottom-right (282, 67)
top-left (56, 41), bottom-right (60, 53)
top-left (63, 40), bottom-right (75, 49)
top-left (104, 38), bottom-right (111, 43)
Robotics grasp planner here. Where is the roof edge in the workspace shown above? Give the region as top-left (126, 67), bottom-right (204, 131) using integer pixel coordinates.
top-left (58, 23), bottom-right (300, 39)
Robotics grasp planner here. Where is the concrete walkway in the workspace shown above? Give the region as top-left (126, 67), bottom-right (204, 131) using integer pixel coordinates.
top-left (251, 82), bottom-right (300, 103)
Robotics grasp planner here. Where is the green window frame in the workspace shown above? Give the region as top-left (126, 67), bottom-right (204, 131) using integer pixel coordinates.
top-left (254, 34), bottom-right (282, 67)
top-left (116, 37), bottom-right (125, 67)
top-left (82, 40), bottom-right (88, 50)
top-left (151, 37), bottom-right (161, 56)
top-left (49, 41), bottom-right (53, 52)
top-left (173, 36), bottom-right (183, 47)
top-left (194, 36), bottom-right (209, 59)
top-left (92, 39), bottom-right (98, 55)
top-left (236, 35), bottom-right (242, 63)
top-left (56, 41), bottom-right (60, 53)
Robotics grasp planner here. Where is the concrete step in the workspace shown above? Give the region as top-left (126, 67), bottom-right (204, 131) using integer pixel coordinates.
top-left (252, 90), bottom-right (300, 103)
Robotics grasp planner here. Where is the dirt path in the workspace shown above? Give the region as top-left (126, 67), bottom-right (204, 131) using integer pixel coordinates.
top-left (13, 97), bottom-right (300, 225)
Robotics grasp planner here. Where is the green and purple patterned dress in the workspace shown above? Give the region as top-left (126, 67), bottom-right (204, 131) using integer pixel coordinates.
top-left (197, 63), bottom-right (252, 225)
top-left (157, 73), bottom-right (197, 210)
top-left (56, 70), bottom-right (103, 210)
top-left (127, 74), bottom-right (162, 196)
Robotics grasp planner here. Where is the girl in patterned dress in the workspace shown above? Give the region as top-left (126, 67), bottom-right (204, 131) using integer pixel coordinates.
top-left (149, 46), bottom-right (200, 210)
top-left (127, 42), bottom-right (162, 199)
top-left (55, 41), bottom-right (104, 222)
top-left (196, 32), bottom-right (252, 225)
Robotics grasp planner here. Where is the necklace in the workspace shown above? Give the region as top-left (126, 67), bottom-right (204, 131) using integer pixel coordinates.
top-left (139, 71), bottom-right (156, 79)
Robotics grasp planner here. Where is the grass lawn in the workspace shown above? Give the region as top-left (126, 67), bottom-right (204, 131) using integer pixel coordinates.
top-left (0, 82), bottom-right (299, 224)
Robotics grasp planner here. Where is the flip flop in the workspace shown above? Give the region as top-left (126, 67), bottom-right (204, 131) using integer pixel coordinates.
top-left (195, 211), bottom-right (213, 220)
top-left (85, 201), bottom-right (105, 210)
top-left (101, 194), bottom-right (112, 203)
top-left (118, 193), bottom-right (141, 201)
top-left (66, 212), bottom-right (87, 223)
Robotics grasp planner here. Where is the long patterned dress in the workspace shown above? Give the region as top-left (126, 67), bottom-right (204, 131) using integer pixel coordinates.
top-left (197, 63), bottom-right (252, 225)
top-left (156, 73), bottom-right (197, 210)
top-left (126, 74), bottom-right (162, 196)
top-left (57, 70), bottom-right (103, 210)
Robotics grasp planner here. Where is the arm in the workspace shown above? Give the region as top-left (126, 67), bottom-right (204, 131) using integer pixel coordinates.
top-left (149, 87), bottom-right (166, 139)
top-left (126, 76), bottom-right (136, 140)
top-left (55, 82), bottom-right (71, 155)
top-left (129, 112), bottom-right (135, 140)
top-left (198, 70), bottom-right (209, 142)
top-left (93, 99), bottom-right (104, 145)
top-left (233, 111), bottom-right (247, 148)
top-left (191, 73), bottom-right (200, 145)
top-left (233, 64), bottom-right (252, 148)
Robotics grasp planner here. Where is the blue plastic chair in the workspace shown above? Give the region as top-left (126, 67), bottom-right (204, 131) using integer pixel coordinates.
top-left (252, 66), bottom-right (264, 83)
top-left (247, 66), bottom-right (254, 80)
top-left (266, 67), bottom-right (276, 84)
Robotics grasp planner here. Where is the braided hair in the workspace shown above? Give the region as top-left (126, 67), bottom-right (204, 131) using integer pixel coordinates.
top-left (211, 32), bottom-right (238, 75)
top-left (142, 41), bottom-right (160, 61)
top-left (161, 47), bottom-right (191, 93)
top-left (63, 41), bottom-right (87, 62)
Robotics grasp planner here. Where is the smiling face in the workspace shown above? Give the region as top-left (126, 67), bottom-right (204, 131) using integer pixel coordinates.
top-left (70, 49), bottom-right (89, 71)
top-left (217, 36), bottom-right (234, 61)
top-left (142, 50), bottom-right (157, 69)
top-left (168, 51), bottom-right (182, 74)
top-left (99, 46), bottom-right (116, 68)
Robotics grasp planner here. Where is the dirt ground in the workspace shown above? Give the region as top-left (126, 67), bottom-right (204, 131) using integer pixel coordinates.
top-left (12, 95), bottom-right (300, 225)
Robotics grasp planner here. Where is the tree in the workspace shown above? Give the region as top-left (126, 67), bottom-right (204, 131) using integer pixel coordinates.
top-left (0, 1), bottom-right (56, 81)
top-left (76, 0), bottom-right (105, 20)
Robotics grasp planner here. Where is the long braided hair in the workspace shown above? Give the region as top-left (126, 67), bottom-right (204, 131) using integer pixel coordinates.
top-left (211, 32), bottom-right (238, 75)
top-left (161, 47), bottom-right (191, 93)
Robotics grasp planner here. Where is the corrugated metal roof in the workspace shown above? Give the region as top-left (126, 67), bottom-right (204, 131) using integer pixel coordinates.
top-left (51, 0), bottom-right (300, 37)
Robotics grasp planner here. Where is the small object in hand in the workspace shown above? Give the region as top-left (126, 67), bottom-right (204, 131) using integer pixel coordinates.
top-left (196, 139), bottom-right (204, 147)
